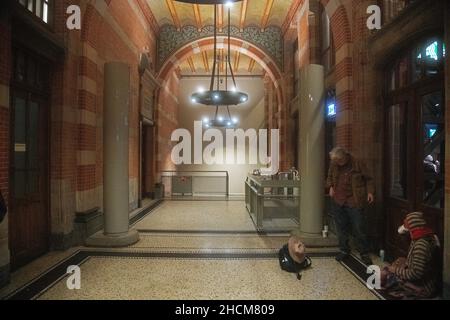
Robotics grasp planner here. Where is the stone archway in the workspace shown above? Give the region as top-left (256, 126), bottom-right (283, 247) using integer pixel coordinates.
top-left (158, 36), bottom-right (285, 106)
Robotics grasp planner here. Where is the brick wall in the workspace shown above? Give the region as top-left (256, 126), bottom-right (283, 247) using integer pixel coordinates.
top-left (78, 0), bottom-right (157, 212)
top-left (350, 0), bottom-right (384, 248)
top-left (156, 70), bottom-right (180, 180)
top-left (0, 0), bottom-right (159, 258)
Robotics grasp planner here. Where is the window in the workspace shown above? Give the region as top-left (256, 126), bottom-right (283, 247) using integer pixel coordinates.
top-left (13, 48), bottom-right (50, 92)
top-left (18, 0), bottom-right (52, 25)
top-left (320, 6), bottom-right (335, 73)
top-left (388, 104), bottom-right (407, 199)
top-left (413, 39), bottom-right (446, 80)
top-left (421, 92), bottom-right (445, 209)
top-left (388, 38), bottom-right (444, 92)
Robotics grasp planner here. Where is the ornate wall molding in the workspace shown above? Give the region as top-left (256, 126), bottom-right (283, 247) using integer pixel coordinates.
top-left (157, 24), bottom-right (283, 69)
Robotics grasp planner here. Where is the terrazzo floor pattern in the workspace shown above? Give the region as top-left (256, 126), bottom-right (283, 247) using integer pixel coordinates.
top-left (38, 256), bottom-right (377, 300)
top-left (3, 200), bottom-right (379, 300)
top-left (134, 200), bottom-right (256, 231)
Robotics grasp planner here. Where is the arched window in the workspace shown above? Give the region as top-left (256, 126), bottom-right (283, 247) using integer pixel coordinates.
top-left (18, 0), bottom-right (53, 25)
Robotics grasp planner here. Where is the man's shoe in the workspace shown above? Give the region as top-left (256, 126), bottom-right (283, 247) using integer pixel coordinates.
top-left (335, 252), bottom-right (349, 262)
top-left (360, 254), bottom-right (373, 265)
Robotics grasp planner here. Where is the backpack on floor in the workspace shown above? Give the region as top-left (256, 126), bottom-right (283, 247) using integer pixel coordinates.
top-left (278, 244), bottom-right (312, 280)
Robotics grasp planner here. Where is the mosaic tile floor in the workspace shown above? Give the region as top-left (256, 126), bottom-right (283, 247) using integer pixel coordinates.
top-left (1, 200), bottom-right (382, 300)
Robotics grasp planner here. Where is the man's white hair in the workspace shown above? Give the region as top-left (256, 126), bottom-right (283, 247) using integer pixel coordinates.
top-left (329, 147), bottom-right (348, 160)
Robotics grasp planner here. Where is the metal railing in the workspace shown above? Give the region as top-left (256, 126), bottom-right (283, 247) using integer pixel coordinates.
top-left (245, 175), bottom-right (301, 232)
top-left (160, 171), bottom-right (229, 197)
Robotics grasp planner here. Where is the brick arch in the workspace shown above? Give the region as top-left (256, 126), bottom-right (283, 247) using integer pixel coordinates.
top-left (319, 0), bottom-right (353, 150)
top-left (158, 37), bottom-right (285, 106)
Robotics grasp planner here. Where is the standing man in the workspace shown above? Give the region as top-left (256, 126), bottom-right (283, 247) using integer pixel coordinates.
top-left (327, 147), bottom-right (375, 265)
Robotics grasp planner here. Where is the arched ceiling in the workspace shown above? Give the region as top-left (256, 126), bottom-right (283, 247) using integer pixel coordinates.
top-left (147, 0), bottom-right (294, 31)
top-left (149, 0), bottom-right (297, 75)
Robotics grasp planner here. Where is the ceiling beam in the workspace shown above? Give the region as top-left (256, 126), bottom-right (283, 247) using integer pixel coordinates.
top-left (260, 0), bottom-right (274, 30)
top-left (239, 0), bottom-right (248, 31)
top-left (202, 51), bottom-right (210, 73)
top-left (187, 57), bottom-right (196, 73)
top-left (193, 4), bottom-right (203, 31)
top-left (248, 59), bottom-right (256, 73)
top-left (166, 0), bottom-right (182, 30)
top-left (218, 4), bottom-right (223, 32)
top-left (233, 51), bottom-right (240, 73)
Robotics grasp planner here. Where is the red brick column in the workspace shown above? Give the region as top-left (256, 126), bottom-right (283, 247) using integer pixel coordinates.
top-left (350, 0), bottom-right (384, 251)
top-left (321, 0), bottom-right (353, 151)
top-left (76, 4), bottom-right (102, 215)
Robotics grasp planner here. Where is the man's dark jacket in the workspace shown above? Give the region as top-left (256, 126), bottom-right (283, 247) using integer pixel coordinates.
top-left (326, 156), bottom-right (375, 209)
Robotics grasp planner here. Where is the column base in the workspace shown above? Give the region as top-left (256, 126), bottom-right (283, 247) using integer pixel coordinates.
top-left (290, 229), bottom-right (339, 247)
top-left (85, 229), bottom-right (140, 248)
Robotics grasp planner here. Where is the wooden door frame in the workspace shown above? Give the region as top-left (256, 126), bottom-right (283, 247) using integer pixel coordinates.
top-left (414, 81), bottom-right (445, 240)
top-left (383, 95), bottom-right (414, 258)
top-left (139, 117), bottom-right (156, 203)
top-left (383, 75), bottom-right (444, 258)
top-left (8, 46), bottom-right (51, 270)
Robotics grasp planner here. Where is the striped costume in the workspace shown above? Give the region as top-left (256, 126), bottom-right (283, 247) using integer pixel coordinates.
top-left (393, 212), bottom-right (440, 298)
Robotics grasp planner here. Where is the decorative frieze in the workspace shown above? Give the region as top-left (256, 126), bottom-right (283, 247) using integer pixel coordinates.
top-left (158, 24), bottom-right (283, 69)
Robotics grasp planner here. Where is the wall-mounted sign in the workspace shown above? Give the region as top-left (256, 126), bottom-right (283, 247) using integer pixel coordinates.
top-left (14, 143), bottom-right (27, 153)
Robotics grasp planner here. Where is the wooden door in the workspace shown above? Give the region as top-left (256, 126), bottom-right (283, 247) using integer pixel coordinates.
top-left (384, 86), bottom-right (445, 258)
top-left (384, 97), bottom-right (414, 258)
top-left (142, 124), bottom-right (155, 198)
top-left (9, 48), bottom-right (50, 269)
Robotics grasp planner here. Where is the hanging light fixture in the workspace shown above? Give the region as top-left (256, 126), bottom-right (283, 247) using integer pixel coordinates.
top-left (190, 2), bottom-right (248, 128)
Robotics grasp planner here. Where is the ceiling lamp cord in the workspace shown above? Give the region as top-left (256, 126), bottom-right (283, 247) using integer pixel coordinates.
top-left (191, 2), bottom-right (247, 128)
